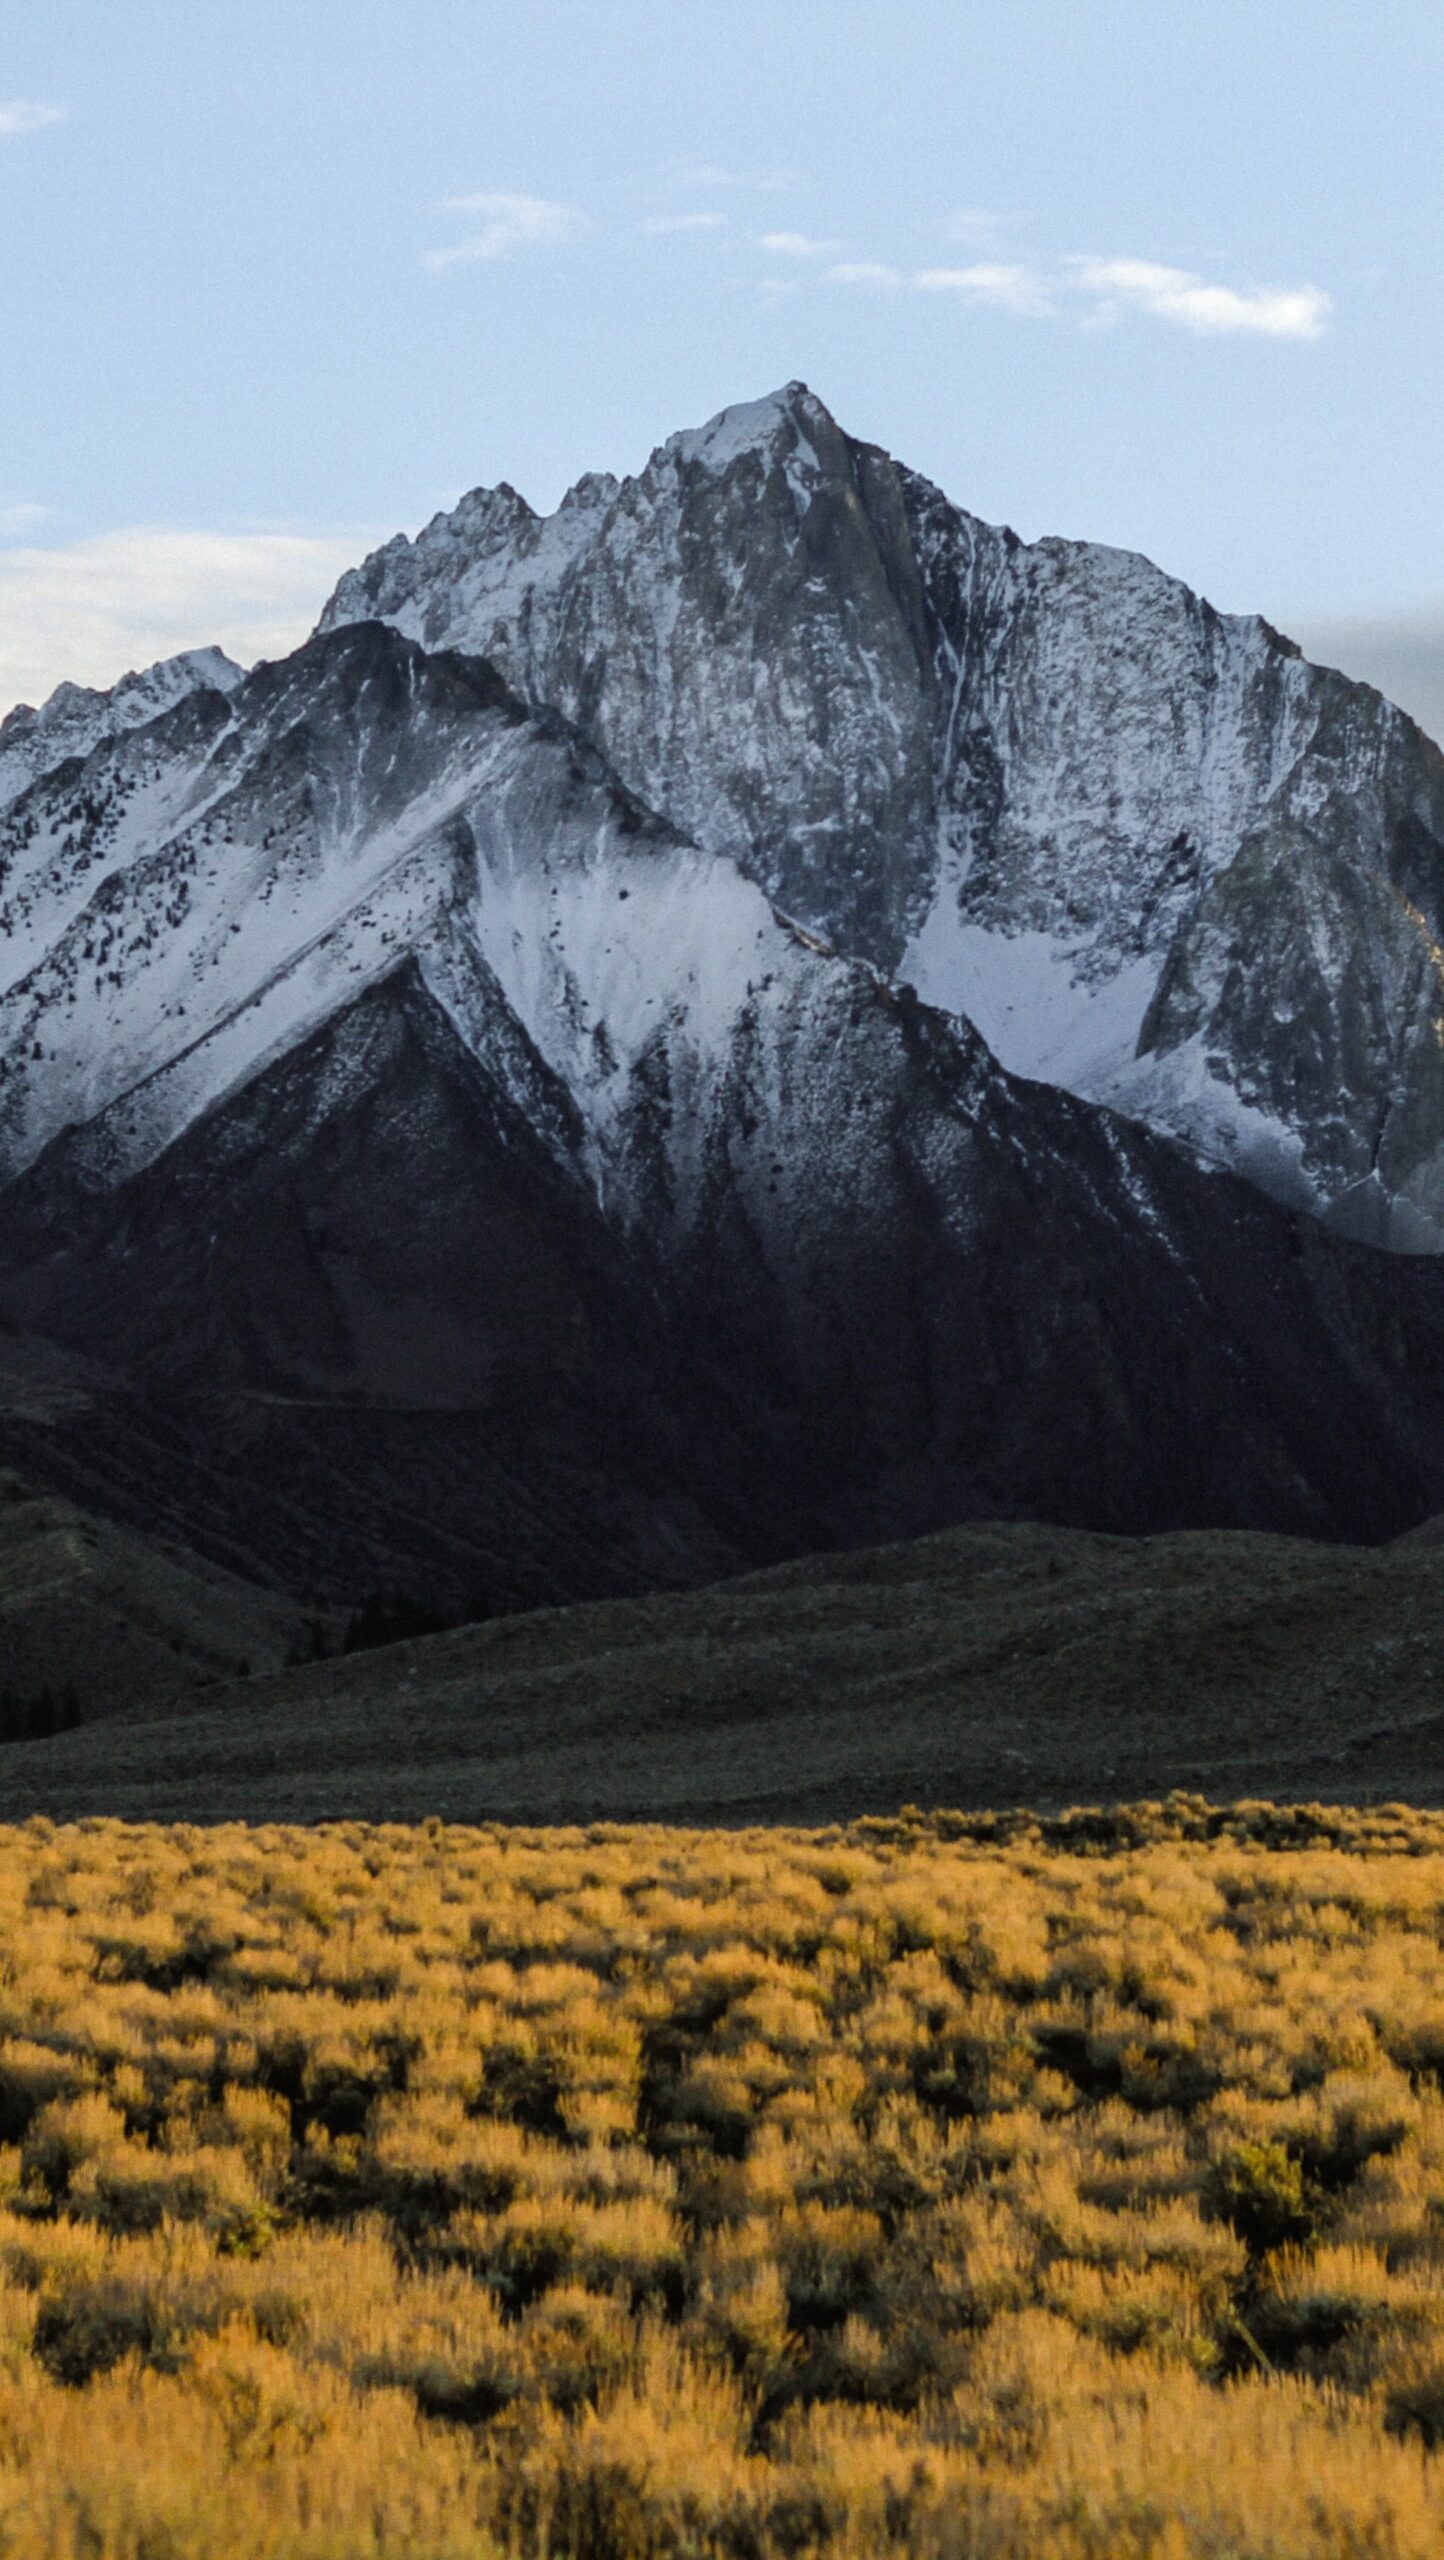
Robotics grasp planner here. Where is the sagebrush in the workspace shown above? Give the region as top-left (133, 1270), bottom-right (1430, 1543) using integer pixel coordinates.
top-left (0, 1800), bottom-right (1441, 2552)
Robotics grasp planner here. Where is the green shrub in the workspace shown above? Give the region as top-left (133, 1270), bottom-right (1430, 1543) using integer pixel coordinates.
top-left (1208, 2142), bottom-right (1319, 2255)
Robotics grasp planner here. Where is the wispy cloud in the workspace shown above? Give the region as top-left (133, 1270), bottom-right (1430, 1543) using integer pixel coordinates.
top-left (640, 211), bottom-right (725, 236)
top-left (916, 262), bottom-right (1056, 317)
top-left (758, 230), bottom-right (840, 259)
top-left (825, 261), bottom-right (903, 289)
top-left (415, 174), bottom-right (1329, 346)
top-left (1068, 257), bottom-right (1330, 340)
top-left (0, 528), bottom-right (369, 716)
top-left (946, 207), bottom-right (1009, 251)
top-left (0, 503), bottom-right (53, 540)
top-left (657, 156), bottom-right (798, 194)
top-left (775, 233), bottom-right (1329, 340)
top-left (424, 191), bottom-right (586, 273)
top-left (0, 100), bottom-right (66, 139)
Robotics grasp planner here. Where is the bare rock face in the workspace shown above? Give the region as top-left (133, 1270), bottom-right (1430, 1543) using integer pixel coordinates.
top-left (3, 611), bottom-right (1444, 1583)
top-left (322, 391), bottom-right (943, 967)
top-left (321, 383), bottom-right (1444, 1248)
top-left (6, 393), bottom-right (1444, 1605)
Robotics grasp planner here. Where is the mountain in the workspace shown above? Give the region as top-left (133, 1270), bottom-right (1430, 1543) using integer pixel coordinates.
top-left (6, 391), bottom-right (1444, 1637)
top-left (0, 648), bottom-right (243, 815)
top-left (322, 383), bottom-right (1444, 1251)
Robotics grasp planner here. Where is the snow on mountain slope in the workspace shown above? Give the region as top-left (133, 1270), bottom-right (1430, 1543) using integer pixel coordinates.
top-left (0, 682), bottom-right (245, 999)
top-left (320, 383), bottom-right (1444, 1248)
top-left (0, 649), bottom-right (243, 815)
top-left (0, 632), bottom-right (524, 1179)
top-left (0, 591), bottom-right (1240, 1310)
top-left (13, 566), bottom-right (1444, 1557)
top-left (0, 616), bottom-right (897, 1257)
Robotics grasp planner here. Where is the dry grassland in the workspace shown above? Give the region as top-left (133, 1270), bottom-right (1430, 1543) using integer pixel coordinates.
top-left (1, 1802), bottom-right (1444, 2552)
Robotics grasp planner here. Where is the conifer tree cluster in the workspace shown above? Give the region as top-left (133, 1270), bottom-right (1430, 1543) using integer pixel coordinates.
top-left (0, 1686), bottom-right (81, 1744)
top-left (340, 1592), bottom-right (451, 1655)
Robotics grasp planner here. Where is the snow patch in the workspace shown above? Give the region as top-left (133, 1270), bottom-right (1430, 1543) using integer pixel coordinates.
top-left (1105, 1034), bottom-right (1318, 1212)
top-left (665, 384), bottom-right (815, 476)
top-left (901, 903), bottom-right (1162, 1091)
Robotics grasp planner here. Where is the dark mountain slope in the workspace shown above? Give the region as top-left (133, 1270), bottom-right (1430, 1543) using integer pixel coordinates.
top-left (7, 924), bottom-right (1444, 1615)
top-left (0, 962), bottom-right (795, 1613)
top-left (4, 579), bottom-right (1444, 1615)
top-left (0, 1471), bottom-right (306, 1716)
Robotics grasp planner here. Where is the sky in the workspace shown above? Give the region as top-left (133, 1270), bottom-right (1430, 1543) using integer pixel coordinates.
top-left (3, 0), bottom-right (1443, 734)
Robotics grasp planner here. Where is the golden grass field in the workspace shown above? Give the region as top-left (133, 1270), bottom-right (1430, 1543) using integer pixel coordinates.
top-left (3, 1801), bottom-right (1444, 2553)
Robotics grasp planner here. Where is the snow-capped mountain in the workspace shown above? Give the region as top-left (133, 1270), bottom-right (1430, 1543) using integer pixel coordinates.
top-left (0, 648), bottom-right (243, 816)
top-left (6, 390), bottom-right (1444, 1608)
top-left (0, 622), bottom-right (970, 1243)
top-left (322, 383), bottom-right (1444, 1249)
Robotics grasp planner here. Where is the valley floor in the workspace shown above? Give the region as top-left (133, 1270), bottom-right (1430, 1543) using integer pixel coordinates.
top-left (0, 1804), bottom-right (1441, 2554)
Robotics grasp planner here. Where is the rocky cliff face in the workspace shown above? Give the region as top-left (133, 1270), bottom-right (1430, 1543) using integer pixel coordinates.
top-left (322, 384), bottom-right (1444, 1248)
top-left (5, 391), bottom-right (1444, 1607)
top-left (4, 608), bottom-right (1444, 1586)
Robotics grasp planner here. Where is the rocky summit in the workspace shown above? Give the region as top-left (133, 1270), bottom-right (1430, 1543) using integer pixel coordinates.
top-left (4, 387), bottom-right (1444, 1626)
top-left (324, 383), bottom-right (1444, 1251)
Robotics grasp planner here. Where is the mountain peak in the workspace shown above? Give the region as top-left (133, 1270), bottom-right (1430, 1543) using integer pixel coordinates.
top-left (0, 646), bottom-right (245, 814)
top-left (313, 384), bottom-right (847, 658)
top-left (660, 380), bottom-right (833, 476)
top-left (311, 384), bottom-right (1444, 1248)
top-left (1, 645), bottom-right (243, 741)
top-left (14, 386), bottom-right (1444, 1596)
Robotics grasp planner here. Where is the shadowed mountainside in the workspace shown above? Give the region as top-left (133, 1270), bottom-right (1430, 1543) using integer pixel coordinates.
top-left (0, 1473), bottom-right (309, 1716)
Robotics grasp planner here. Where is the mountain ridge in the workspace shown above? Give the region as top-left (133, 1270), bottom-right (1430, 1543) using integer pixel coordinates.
top-left (5, 391), bottom-right (1444, 1620)
top-left (0, 646), bottom-right (244, 816)
top-left (321, 382), bottom-right (1444, 1249)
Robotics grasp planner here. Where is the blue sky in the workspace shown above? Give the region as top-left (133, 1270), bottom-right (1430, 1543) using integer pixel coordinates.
top-left (3, 0), bottom-right (1443, 731)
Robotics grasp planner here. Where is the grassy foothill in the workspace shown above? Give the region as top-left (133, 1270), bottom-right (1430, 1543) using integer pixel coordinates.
top-left (0, 1801), bottom-right (1443, 2552)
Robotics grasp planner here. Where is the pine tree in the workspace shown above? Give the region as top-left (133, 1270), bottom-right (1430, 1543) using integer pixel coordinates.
top-left (27, 1688), bottom-right (57, 1741)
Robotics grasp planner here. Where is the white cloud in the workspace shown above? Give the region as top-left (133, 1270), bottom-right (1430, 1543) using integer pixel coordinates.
top-left (0, 527), bottom-right (368, 716)
top-left (747, 206), bottom-right (1329, 342)
top-left (640, 211), bottom-right (725, 236)
top-left (1069, 256), bottom-right (1330, 339)
top-left (825, 261), bottom-right (903, 289)
top-left (0, 100), bottom-right (66, 139)
top-left (424, 191), bottom-right (586, 272)
top-left (915, 262), bottom-right (1055, 316)
top-left (758, 230), bottom-right (840, 258)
